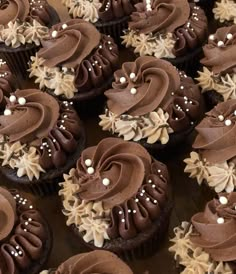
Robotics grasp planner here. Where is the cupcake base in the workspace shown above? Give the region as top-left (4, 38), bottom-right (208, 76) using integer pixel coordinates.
top-left (72, 200), bottom-right (172, 261)
top-left (95, 16), bottom-right (130, 47)
top-left (46, 75), bottom-right (113, 117)
top-left (203, 90), bottom-right (223, 110)
top-left (0, 128), bottom-right (86, 196)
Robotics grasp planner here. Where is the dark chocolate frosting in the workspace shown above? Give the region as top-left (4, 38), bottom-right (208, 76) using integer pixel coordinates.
top-left (74, 138), bottom-right (169, 240)
top-left (0, 0), bottom-right (53, 26)
top-left (128, 0), bottom-right (207, 57)
top-left (193, 99), bottom-right (236, 164)
top-left (105, 56), bottom-right (201, 133)
top-left (38, 19), bottom-right (119, 93)
top-left (0, 187), bottom-right (49, 274)
top-left (0, 89), bottom-right (81, 170)
top-left (190, 192), bottom-right (236, 262)
top-left (201, 25), bottom-right (236, 74)
top-left (53, 250), bottom-right (133, 274)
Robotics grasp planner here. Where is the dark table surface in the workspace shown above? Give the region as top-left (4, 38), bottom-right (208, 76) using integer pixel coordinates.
top-left (0, 1), bottom-right (216, 273)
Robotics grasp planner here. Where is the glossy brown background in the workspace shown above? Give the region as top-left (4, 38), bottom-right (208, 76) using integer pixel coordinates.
top-left (1, 1), bottom-right (215, 273)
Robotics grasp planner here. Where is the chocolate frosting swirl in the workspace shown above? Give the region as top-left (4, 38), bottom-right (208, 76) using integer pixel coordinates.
top-left (201, 25), bottom-right (236, 74)
top-left (129, 0), bottom-right (190, 34)
top-left (38, 19), bottom-right (101, 69)
top-left (190, 192), bottom-right (236, 262)
top-left (74, 137), bottom-right (169, 240)
top-left (0, 89), bottom-right (82, 170)
top-left (75, 138), bottom-right (151, 209)
top-left (0, 188), bottom-right (49, 274)
top-left (54, 250), bottom-right (133, 274)
top-left (105, 56), bottom-right (201, 132)
top-left (0, 89), bottom-right (59, 144)
top-left (0, 0), bottom-right (54, 27)
top-left (193, 99), bottom-right (236, 164)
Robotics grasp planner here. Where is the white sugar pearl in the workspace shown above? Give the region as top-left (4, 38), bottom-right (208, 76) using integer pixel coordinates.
top-left (218, 115), bottom-right (224, 121)
top-left (217, 217), bottom-right (224, 224)
top-left (52, 30), bottom-right (58, 38)
top-left (130, 87), bottom-right (137, 95)
top-left (4, 109), bottom-right (11, 116)
top-left (130, 72), bottom-right (136, 79)
top-left (9, 95), bottom-right (16, 102)
top-left (120, 77), bottom-right (126, 83)
top-left (225, 119), bottom-right (232, 126)
top-left (121, 219), bottom-right (125, 223)
top-left (87, 167), bottom-right (94, 174)
top-left (85, 159), bottom-right (92, 167)
top-left (227, 33), bottom-right (233, 40)
top-left (18, 97), bottom-right (26, 105)
top-left (62, 23), bottom-right (68, 29)
top-left (217, 41), bottom-right (224, 47)
top-left (209, 34), bottom-right (214, 40)
top-left (219, 196), bottom-right (228, 205)
top-left (133, 210), bottom-right (136, 213)
top-left (102, 178), bottom-right (110, 186)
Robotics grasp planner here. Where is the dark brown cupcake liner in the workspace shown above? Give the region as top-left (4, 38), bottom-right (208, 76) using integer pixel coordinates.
top-left (0, 44), bottom-right (39, 80)
top-left (71, 200), bottom-right (172, 261)
top-left (0, 127), bottom-right (86, 196)
top-left (164, 46), bottom-right (204, 77)
top-left (47, 5), bottom-right (61, 27)
top-left (203, 90), bottom-right (223, 110)
top-left (95, 16), bottom-right (130, 47)
top-left (195, 0), bottom-right (215, 19)
top-left (45, 75), bottom-right (114, 117)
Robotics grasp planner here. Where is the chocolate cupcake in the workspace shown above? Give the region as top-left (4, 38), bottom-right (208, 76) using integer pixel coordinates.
top-left (0, 187), bottom-right (52, 274)
top-left (196, 25), bottom-right (236, 108)
top-left (184, 99), bottom-right (236, 194)
top-left (213, 0), bottom-right (236, 27)
top-left (61, 0), bottom-right (139, 45)
top-left (121, 0), bottom-right (208, 75)
top-left (40, 250), bottom-right (133, 273)
top-left (99, 56), bottom-right (203, 153)
top-left (28, 19), bottom-right (119, 113)
top-left (0, 89), bottom-right (85, 196)
top-left (0, 0), bottom-right (60, 79)
top-left (169, 193), bottom-right (236, 273)
top-left (59, 137), bottom-right (172, 260)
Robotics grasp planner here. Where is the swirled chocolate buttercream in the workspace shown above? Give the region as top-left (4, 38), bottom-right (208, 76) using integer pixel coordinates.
top-left (29, 19), bottom-right (119, 99)
top-left (99, 56), bottom-right (201, 145)
top-left (0, 187), bottom-right (51, 274)
top-left (122, 0), bottom-right (208, 59)
top-left (169, 193), bottom-right (236, 273)
top-left (59, 138), bottom-right (170, 247)
top-left (0, 89), bottom-right (82, 180)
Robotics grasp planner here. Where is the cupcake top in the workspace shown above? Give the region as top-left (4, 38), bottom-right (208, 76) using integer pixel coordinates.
top-left (0, 88), bottom-right (82, 181)
top-left (213, 0), bottom-right (236, 25)
top-left (184, 99), bottom-right (236, 193)
top-left (59, 137), bottom-right (169, 247)
top-left (196, 25), bottom-right (236, 102)
top-left (62, 0), bottom-right (139, 23)
top-left (0, 0), bottom-right (58, 48)
top-left (122, 0), bottom-right (208, 59)
top-left (0, 187), bottom-right (51, 274)
top-left (99, 56), bottom-right (201, 145)
top-left (169, 193), bottom-right (236, 273)
top-left (29, 19), bottom-right (119, 99)
top-left (40, 250), bottom-right (133, 274)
